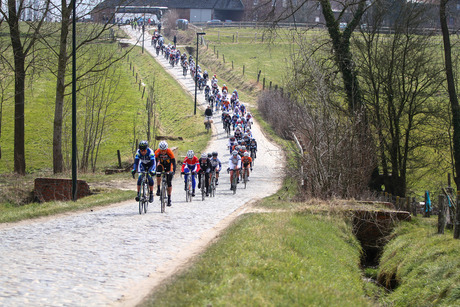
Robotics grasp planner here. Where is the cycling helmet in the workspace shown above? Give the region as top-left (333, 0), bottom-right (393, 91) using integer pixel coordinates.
top-left (242, 146), bottom-right (246, 151)
top-left (243, 133), bottom-right (248, 138)
top-left (159, 141), bottom-right (168, 150)
top-left (232, 150), bottom-right (238, 156)
top-left (214, 74), bottom-right (217, 78)
top-left (212, 151), bottom-right (218, 157)
top-left (139, 140), bottom-right (148, 150)
top-left (201, 153), bottom-right (207, 158)
top-left (244, 152), bottom-right (250, 157)
top-left (207, 153), bottom-right (212, 158)
top-left (187, 150), bottom-right (194, 159)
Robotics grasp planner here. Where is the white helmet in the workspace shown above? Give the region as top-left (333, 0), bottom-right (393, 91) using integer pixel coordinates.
top-left (187, 150), bottom-right (194, 159)
top-left (201, 153), bottom-right (207, 158)
top-left (232, 150), bottom-right (238, 156)
top-left (244, 152), bottom-right (250, 157)
top-left (159, 141), bottom-right (168, 150)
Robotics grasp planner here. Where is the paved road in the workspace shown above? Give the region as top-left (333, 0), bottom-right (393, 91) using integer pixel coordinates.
top-left (0, 26), bottom-right (283, 307)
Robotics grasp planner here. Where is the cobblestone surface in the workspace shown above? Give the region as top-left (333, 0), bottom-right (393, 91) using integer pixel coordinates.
top-left (0, 26), bottom-right (283, 306)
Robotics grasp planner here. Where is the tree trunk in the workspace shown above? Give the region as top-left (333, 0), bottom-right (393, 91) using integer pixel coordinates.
top-left (53, 1), bottom-right (72, 173)
top-left (319, 0), bottom-right (365, 113)
top-left (8, 0), bottom-right (26, 175)
top-left (440, 0), bottom-right (460, 192)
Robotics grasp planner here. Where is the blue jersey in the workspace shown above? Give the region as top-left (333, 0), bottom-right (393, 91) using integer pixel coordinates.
top-left (133, 148), bottom-right (156, 173)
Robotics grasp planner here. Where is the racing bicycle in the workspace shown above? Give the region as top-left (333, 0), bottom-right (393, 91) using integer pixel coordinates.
top-left (183, 171), bottom-right (194, 202)
top-left (158, 171), bottom-right (169, 213)
top-left (209, 169), bottom-right (217, 197)
top-left (138, 171), bottom-right (150, 214)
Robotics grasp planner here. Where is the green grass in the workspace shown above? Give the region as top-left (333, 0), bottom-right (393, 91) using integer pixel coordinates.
top-left (378, 217), bottom-right (460, 306)
top-left (0, 188), bottom-right (132, 223)
top-left (0, 33), bottom-right (210, 221)
top-left (1, 41), bottom-right (210, 174)
top-left (142, 210), bottom-right (373, 306)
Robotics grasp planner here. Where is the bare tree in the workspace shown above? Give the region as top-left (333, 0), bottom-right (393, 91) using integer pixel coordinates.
top-left (42, 0), bottom-right (133, 173)
top-left (259, 48), bottom-right (375, 198)
top-left (0, 0), bottom-right (51, 174)
top-left (355, 1), bottom-right (445, 197)
top-left (79, 64), bottom-right (123, 172)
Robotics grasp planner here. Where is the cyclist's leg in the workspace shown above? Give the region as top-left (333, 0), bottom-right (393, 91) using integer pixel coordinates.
top-left (156, 164), bottom-right (164, 195)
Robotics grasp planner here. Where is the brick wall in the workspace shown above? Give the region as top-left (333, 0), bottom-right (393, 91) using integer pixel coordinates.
top-left (34, 178), bottom-right (91, 202)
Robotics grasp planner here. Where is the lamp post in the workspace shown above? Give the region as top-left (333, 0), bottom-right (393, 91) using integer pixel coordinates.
top-left (72, 0), bottom-right (77, 201)
top-left (194, 32), bottom-right (206, 115)
top-left (142, 11), bottom-right (145, 53)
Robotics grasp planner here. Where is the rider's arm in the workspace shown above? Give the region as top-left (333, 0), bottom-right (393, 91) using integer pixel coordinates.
top-left (148, 150), bottom-right (156, 173)
top-left (132, 151), bottom-right (140, 171)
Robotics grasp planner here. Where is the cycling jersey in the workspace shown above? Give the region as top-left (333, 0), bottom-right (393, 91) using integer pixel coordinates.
top-left (210, 157), bottom-right (222, 171)
top-left (241, 156), bottom-right (252, 167)
top-left (228, 155), bottom-right (241, 170)
top-left (155, 148), bottom-right (176, 173)
top-left (133, 148), bottom-right (156, 173)
top-left (181, 156), bottom-right (200, 173)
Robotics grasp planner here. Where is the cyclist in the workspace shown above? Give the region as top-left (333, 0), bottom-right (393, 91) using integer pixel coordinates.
top-left (181, 150), bottom-right (200, 197)
top-left (249, 138), bottom-right (258, 159)
top-left (228, 136), bottom-right (237, 154)
top-left (210, 151), bottom-right (222, 185)
top-left (154, 141), bottom-right (176, 206)
top-left (241, 152), bottom-right (253, 181)
top-left (222, 84), bottom-right (228, 94)
top-left (131, 140), bottom-right (156, 203)
top-left (228, 150), bottom-right (241, 190)
top-left (198, 153), bottom-right (212, 196)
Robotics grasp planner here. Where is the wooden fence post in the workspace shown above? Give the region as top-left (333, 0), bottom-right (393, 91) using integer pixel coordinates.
top-left (257, 70), bottom-right (261, 83)
top-left (117, 150), bottom-right (122, 168)
top-left (263, 78), bottom-right (265, 90)
top-left (438, 194), bottom-right (446, 234)
top-left (217, 50), bottom-right (219, 59)
top-left (243, 65), bottom-right (245, 75)
top-left (223, 54), bottom-right (225, 63)
top-left (232, 61), bottom-right (234, 69)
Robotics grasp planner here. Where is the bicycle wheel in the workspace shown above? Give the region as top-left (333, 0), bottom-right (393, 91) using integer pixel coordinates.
top-left (160, 179), bottom-right (166, 213)
top-left (189, 176), bottom-right (193, 202)
top-left (232, 173), bottom-right (238, 195)
top-left (185, 176), bottom-right (191, 202)
top-left (203, 175), bottom-right (207, 200)
top-left (244, 171), bottom-right (248, 189)
top-left (139, 179), bottom-right (146, 214)
top-left (211, 175), bottom-right (216, 197)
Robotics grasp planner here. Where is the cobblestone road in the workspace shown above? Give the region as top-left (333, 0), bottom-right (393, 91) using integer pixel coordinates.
top-left (0, 26), bottom-right (283, 306)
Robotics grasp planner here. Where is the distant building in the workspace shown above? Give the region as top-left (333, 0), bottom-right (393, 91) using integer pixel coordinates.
top-left (91, 0), bottom-right (245, 23)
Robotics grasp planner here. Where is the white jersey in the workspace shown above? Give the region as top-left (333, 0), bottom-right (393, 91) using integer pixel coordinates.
top-left (228, 155), bottom-right (241, 169)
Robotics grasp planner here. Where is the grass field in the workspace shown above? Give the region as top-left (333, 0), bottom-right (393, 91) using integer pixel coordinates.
top-left (378, 216), bottom-right (460, 306)
top-left (0, 43), bottom-right (209, 174)
top-left (141, 205), bottom-right (373, 306)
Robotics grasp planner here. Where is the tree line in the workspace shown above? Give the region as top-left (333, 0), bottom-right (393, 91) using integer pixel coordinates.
top-left (255, 0), bottom-right (460, 204)
top-left (0, 0), bottom-right (132, 175)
